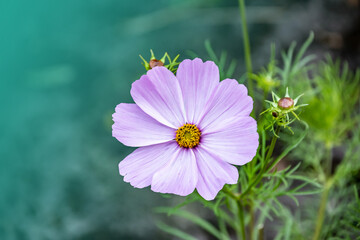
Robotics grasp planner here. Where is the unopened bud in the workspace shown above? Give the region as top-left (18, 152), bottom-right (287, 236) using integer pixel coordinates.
top-left (278, 97), bottom-right (294, 110)
top-left (149, 59), bottom-right (164, 69)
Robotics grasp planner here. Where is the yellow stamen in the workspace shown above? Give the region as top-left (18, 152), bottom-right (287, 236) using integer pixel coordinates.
top-left (175, 124), bottom-right (201, 148)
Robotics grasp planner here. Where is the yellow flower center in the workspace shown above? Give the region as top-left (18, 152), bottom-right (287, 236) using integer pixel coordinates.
top-left (175, 124), bottom-right (201, 148)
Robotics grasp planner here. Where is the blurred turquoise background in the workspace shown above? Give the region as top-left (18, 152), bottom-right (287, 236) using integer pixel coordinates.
top-left (1, 0), bottom-right (358, 239)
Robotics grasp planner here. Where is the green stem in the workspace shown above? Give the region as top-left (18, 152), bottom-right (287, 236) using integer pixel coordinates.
top-left (238, 0), bottom-right (254, 97)
top-left (266, 122), bottom-right (309, 173)
top-left (218, 215), bottom-right (230, 240)
top-left (237, 200), bottom-right (247, 240)
top-left (241, 127), bottom-right (280, 198)
top-left (257, 224), bottom-right (264, 240)
top-left (265, 127), bottom-right (279, 161)
top-left (234, 128), bottom-right (280, 240)
top-left (312, 179), bottom-right (333, 240)
top-left (262, 90), bottom-right (268, 112)
top-left (324, 145), bottom-right (333, 178)
top-left (222, 186), bottom-right (240, 200)
top-left (313, 146), bottom-right (333, 240)
top-left (249, 203), bottom-right (255, 240)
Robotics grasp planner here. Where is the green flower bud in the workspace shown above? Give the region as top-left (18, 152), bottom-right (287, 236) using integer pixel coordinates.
top-left (139, 49), bottom-right (180, 73)
top-left (262, 87), bottom-right (308, 136)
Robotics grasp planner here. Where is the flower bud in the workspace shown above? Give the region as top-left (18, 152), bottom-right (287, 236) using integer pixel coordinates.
top-left (140, 50), bottom-right (180, 73)
top-left (262, 88), bottom-right (307, 136)
top-left (149, 59), bottom-right (164, 69)
top-left (278, 97), bottom-right (294, 110)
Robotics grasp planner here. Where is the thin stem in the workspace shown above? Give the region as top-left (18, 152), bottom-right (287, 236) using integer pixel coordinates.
top-left (257, 224), bottom-right (264, 240)
top-left (241, 127), bottom-right (280, 198)
top-left (238, 0), bottom-right (254, 97)
top-left (312, 179), bottom-right (333, 240)
top-left (237, 200), bottom-right (247, 240)
top-left (324, 145), bottom-right (333, 177)
top-left (249, 203), bottom-right (255, 240)
top-left (222, 186), bottom-right (240, 200)
top-left (266, 122), bottom-right (309, 173)
top-left (234, 128), bottom-right (280, 240)
top-left (265, 127), bottom-right (279, 161)
top-left (218, 215), bottom-right (230, 240)
top-left (313, 146), bottom-right (333, 240)
top-left (262, 90), bottom-right (268, 112)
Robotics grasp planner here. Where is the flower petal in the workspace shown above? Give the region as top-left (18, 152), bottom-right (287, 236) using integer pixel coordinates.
top-left (194, 147), bottom-right (238, 200)
top-left (131, 67), bottom-right (186, 129)
top-left (119, 142), bottom-right (179, 188)
top-left (198, 79), bottom-right (253, 132)
top-left (112, 103), bottom-right (175, 147)
top-left (201, 116), bottom-right (259, 165)
top-left (176, 58), bottom-right (219, 124)
top-left (151, 148), bottom-right (198, 196)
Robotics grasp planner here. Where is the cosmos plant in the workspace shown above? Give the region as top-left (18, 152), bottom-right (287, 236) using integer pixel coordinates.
top-left (111, 2), bottom-right (360, 239)
top-left (111, 52), bottom-right (315, 239)
top-left (113, 58), bottom-right (258, 201)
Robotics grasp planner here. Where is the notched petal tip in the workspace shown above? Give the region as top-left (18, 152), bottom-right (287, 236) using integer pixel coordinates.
top-left (177, 58), bottom-right (219, 74)
top-left (194, 147), bottom-right (239, 201)
top-left (130, 75), bottom-right (150, 96)
top-left (118, 143), bottom-right (179, 189)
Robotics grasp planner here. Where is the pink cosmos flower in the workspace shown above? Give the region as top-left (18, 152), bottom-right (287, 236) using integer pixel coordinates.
top-left (112, 58), bottom-right (259, 200)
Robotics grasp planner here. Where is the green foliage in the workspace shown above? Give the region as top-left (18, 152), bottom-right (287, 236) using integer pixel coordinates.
top-left (155, 194), bottom-right (237, 240)
top-left (250, 43), bottom-right (280, 93)
top-left (204, 40), bottom-right (238, 81)
top-left (187, 40), bottom-right (239, 81)
top-left (302, 57), bottom-right (360, 147)
top-left (253, 32), bottom-right (315, 98)
top-left (157, 222), bottom-right (197, 240)
top-left (274, 208), bottom-right (300, 240)
top-left (156, 207), bottom-right (225, 239)
top-left (278, 32), bottom-right (315, 88)
top-left (322, 184), bottom-right (360, 240)
top-left (333, 127), bottom-right (360, 183)
top-left (156, 32), bottom-right (360, 240)
top-left (279, 36), bottom-right (360, 240)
